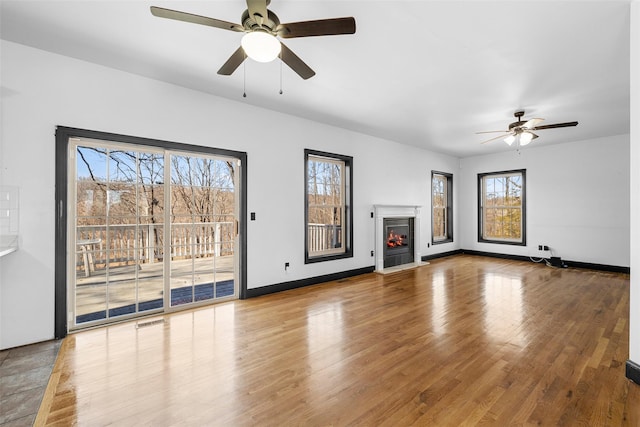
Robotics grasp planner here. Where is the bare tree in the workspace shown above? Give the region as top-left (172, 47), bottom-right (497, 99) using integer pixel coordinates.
top-left (76, 146), bottom-right (236, 262)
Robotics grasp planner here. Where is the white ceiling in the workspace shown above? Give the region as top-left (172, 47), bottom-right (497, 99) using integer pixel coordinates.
top-left (0, 0), bottom-right (631, 157)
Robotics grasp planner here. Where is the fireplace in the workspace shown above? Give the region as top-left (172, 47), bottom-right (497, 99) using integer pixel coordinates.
top-left (383, 218), bottom-right (414, 268)
top-left (373, 205), bottom-right (422, 272)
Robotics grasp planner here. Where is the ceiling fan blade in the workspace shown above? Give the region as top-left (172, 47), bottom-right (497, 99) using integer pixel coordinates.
top-left (277, 17), bottom-right (356, 38)
top-left (480, 133), bottom-right (512, 144)
top-left (523, 118), bottom-right (544, 129)
top-left (150, 6), bottom-right (243, 32)
top-left (246, 0), bottom-right (269, 26)
top-left (531, 121), bottom-right (579, 130)
top-left (476, 130), bottom-right (509, 134)
top-left (217, 47), bottom-right (246, 75)
top-left (279, 42), bottom-right (315, 79)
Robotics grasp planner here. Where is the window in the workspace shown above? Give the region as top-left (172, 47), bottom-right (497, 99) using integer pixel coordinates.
top-left (305, 149), bottom-right (353, 263)
top-left (432, 171), bottom-right (453, 244)
top-left (478, 169), bottom-right (526, 245)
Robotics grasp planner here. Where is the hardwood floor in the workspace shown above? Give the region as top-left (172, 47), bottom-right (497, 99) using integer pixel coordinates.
top-left (36, 255), bottom-right (639, 426)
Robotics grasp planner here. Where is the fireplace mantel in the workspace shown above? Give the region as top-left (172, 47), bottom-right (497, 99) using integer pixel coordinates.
top-left (373, 205), bottom-right (422, 273)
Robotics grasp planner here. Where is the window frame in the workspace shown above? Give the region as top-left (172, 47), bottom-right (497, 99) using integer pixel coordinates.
top-left (477, 169), bottom-right (526, 246)
top-left (431, 171), bottom-right (453, 244)
top-left (304, 149), bottom-right (353, 264)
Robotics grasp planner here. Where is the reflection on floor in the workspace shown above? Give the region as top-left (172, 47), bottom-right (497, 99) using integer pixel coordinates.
top-left (0, 340), bottom-right (61, 426)
top-left (76, 280), bottom-right (234, 324)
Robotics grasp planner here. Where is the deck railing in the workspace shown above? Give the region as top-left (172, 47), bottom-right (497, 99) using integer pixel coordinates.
top-left (307, 223), bottom-right (342, 253)
top-left (77, 222), bottom-right (342, 273)
top-left (76, 222), bottom-right (234, 271)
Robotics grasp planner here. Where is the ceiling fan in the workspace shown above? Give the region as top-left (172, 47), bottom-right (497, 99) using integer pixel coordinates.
top-left (150, 0), bottom-right (356, 80)
top-left (477, 111), bottom-right (578, 146)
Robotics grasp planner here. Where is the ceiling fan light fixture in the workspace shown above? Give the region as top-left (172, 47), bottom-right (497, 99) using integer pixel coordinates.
top-left (519, 131), bottom-right (534, 146)
top-left (504, 135), bottom-right (516, 146)
top-left (241, 31), bottom-right (281, 62)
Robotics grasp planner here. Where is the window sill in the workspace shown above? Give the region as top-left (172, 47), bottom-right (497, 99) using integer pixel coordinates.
top-left (305, 251), bottom-right (353, 264)
top-left (478, 239), bottom-right (526, 246)
top-left (432, 238), bottom-right (453, 245)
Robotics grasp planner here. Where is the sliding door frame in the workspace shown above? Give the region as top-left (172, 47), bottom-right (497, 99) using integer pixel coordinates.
top-left (55, 126), bottom-right (248, 339)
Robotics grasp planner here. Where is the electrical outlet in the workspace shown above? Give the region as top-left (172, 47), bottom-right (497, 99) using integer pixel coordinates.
top-left (543, 245), bottom-right (549, 251)
top-left (538, 245), bottom-right (542, 251)
top-left (285, 262), bottom-right (290, 271)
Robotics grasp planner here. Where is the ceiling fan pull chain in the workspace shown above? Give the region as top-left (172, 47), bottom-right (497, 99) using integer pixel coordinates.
top-left (243, 61), bottom-right (247, 98)
top-left (279, 59), bottom-right (283, 95)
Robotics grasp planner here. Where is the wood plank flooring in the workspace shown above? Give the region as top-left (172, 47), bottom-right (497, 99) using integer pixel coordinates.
top-left (36, 255), bottom-right (639, 426)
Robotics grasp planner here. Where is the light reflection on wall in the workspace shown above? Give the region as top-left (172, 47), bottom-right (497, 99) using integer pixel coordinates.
top-left (431, 271), bottom-right (447, 336)
top-left (482, 273), bottom-right (525, 347)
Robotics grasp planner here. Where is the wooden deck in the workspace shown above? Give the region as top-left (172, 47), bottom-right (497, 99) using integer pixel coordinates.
top-left (74, 255), bottom-right (235, 319)
top-left (38, 255), bottom-right (639, 425)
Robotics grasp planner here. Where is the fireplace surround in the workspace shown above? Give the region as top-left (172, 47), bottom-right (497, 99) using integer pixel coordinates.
top-left (373, 205), bottom-right (422, 272)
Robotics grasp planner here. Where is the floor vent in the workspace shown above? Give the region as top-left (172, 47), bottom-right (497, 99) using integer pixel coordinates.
top-left (135, 319), bottom-right (165, 329)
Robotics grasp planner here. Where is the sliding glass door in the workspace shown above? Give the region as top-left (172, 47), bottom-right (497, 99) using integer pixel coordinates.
top-left (69, 138), bottom-right (239, 329)
top-left (168, 153), bottom-right (237, 308)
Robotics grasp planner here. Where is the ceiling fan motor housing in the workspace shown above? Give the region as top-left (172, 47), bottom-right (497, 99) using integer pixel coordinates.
top-left (509, 121), bottom-right (527, 131)
top-left (241, 9), bottom-right (280, 33)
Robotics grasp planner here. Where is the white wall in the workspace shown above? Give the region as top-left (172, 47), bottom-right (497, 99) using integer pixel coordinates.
top-left (629, 0), bottom-right (639, 366)
top-left (458, 135), bottom-right (630, 267)
top-left (0, 41), bottom-right (459, 349)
